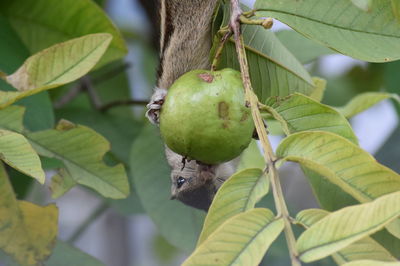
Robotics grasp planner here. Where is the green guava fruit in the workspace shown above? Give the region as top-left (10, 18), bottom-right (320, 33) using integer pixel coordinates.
top-left (159, 68), bottom-right (254, 164)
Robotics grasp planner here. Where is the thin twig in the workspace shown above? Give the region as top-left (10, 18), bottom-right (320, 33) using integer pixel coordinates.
top-left (229, 1), bottom-right (300, 265)
top-left (53, 62), bottom-right (131, 109)
top-left (91, 62), bottom-right (131, 84)
top-left (82, 76), bottom-right (103, 109)
top-left (67, 201), bottom-right (109, 244)
top-left (53, 84), bottom-right (84, 109)
top-left (99, 99), bottom-right (148, 112)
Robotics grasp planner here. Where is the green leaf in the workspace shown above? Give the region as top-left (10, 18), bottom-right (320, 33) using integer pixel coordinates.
top-left (237, 140), bottom-right (265, 171)
top-left (130, 124), bottom-right (205, 253)
top-left (302, 167), bottom-right (358, 212)
top-left (54, 84), bottom-right (145, 214)
top-left (0, 15), bottom-right (55, 131)
top-left (337, 92), bottom-right (400, 118)
top-left (351, 0), bottom-right (374, 11)
top-left (342, 260), bottom-right (400, 266)
top-left (264, 93), bottom-right (357, 144)
top-left (197, 168), bottom-right (268, 245)
top-left (0, 0), bottom-right (127, 68)
top-left (0, 15), bottom-right (30, 72)
top-left (296, 191), bottom-right (400, 262)
top-left (0, 162), bottom-right (58, 266)
top-left (55, 100), bottom-right (143, 165)
top-left (49, 168), bottom-right (76, 198)
top-left (221, 27), bottom-right (315, 101)
top-left (296, 91), bottom-right (400, 239)
top-left (392, 0), bottom-right (400, 22)
top-left (28, 119), bottom-right (129, 199)
top-left (0, 129), bottom-right (45, 183)
top-left (0, 33), bottom-right (112, 108)
top-left (296, 209), bottom-right (397, 264)
top-left (255, 0), bottom-right (400, 62)
top-left (19, 92), bottom-right (55, 131)
top-left (279, 131), bottom-right (400, 240)
top-left (217, 5), bottom-right (314, 101)
top-left (183, 208), bottom-right (284, 265)
top-left (309, 77), bottom-right (327, 102)
top-left (275, 30), bottom-right (335, 64)
top-left (0, 106), bottom-right (130, 198)
top-left (296, 209), bottom-right (330, 227)
top-left (277, 131), bottom-right (400, 204)
top-left (46, 240), bottom-right (105, 266)
top-left (0, 105), bottom-right (24, 132)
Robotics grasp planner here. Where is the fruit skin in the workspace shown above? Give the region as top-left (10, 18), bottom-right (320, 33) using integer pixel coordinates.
top-left (159, 68), bottom-right (254, 164)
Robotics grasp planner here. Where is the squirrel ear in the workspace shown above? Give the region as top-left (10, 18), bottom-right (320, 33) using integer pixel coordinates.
top-left (164, 146), bottom-right (183, 168)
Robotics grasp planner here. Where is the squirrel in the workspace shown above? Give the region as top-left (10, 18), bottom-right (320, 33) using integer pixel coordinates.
top-left (146, 0), bottom-right (238, 211)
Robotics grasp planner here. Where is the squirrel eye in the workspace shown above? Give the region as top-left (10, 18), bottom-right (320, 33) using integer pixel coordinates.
top-left (177, 176), bottom-right (186, 188)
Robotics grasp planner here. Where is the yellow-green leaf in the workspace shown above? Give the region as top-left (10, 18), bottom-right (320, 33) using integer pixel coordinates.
top-left (296, 209), bottom-right (397, 264)
top-left (342, 260), bottom-right (400, 266)
top-left (0, 33), bottom-right (112, 108)
top-left (277, 131), bottom-right (400, 204)
top-left (0, 162), bottom-right (58, 265)
top-left (0, 107), bottom-right (129, 199)
top-left (0, 129), bottom-right (45, 183)
top-left (296, 191), bottom-right (400, 262)
top-left (296, 209), bottom-right (330, 227)
top-left (264, 93), bottom-right (357, 144)
top-left (309, 77), bottom-right (327, 102)
top-left (0, 0), bottom-right (127, 67)
top-left (255, 0), bottom-right (400, 62)
top-left (197, 168), bottom-right (268, 245)
top-left (49, 168), bottom-right (77, 199)
top-left (337, 92), bottom-right (400, 118)
top-left (184, 208), bottom-right (284, 266)
top-left (0, 105), bottom-right (24, 132)
top-left (351, 0), bottom-right (374, 11)
top-left (275, 30), bottom-right (335, 64)
top-left (392, 0), bottom-right (400, 22)
top-left (277, 131), bottom-right (400, 239)
top-left (28, 119), bottom-right (129, 199)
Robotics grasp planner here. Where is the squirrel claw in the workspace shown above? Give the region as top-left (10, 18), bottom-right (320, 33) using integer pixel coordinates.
top-left (146, 87), bottom-right (167, 125)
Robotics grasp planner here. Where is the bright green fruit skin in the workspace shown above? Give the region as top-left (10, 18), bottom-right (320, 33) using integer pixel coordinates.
top-left (159, 68), bottom-right (254, 164)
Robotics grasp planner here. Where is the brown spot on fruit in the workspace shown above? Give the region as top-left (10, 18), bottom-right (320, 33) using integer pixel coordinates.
top-left (240, 111), bottom-right (249, 122)
top-left (198, 73), bottom-right (214, 83)
top-left (222, 121), bottom-right (229, 129)
top-left (218, 101), bottom-right (229, 119)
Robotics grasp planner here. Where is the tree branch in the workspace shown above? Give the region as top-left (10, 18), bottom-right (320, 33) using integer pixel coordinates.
top-left (229, 1), bottom-right (300, 265)
top-left (99, 99), bottom-right (148, 112)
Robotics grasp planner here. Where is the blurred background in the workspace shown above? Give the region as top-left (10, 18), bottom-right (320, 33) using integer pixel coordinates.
top-left (5, 0), bottom-right (399, 265)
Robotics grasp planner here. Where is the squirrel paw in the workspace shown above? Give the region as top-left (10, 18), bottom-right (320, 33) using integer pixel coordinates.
top-left (146, 87), bottom-right (167, 124)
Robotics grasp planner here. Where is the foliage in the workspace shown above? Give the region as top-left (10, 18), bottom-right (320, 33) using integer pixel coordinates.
top-left (0, 0), bottom-right (399, 265)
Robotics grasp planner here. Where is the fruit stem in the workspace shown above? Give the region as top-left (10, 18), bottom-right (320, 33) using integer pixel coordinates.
top-left (229, 1), bottom-right (301, 265)
top-left (211, 29), bottom-right (232, 71)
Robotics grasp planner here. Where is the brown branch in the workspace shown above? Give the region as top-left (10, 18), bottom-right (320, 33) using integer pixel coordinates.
top-left (82, 76), bottom-right (103, 109)
top-left (99, 99), bottom-right (148, 112)
top-left (91, 62), bottom-right (131, 84)
top-left (53, 84), bottom-right (84, 109)
top-left (229, 1), bottom-right (301, 265)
